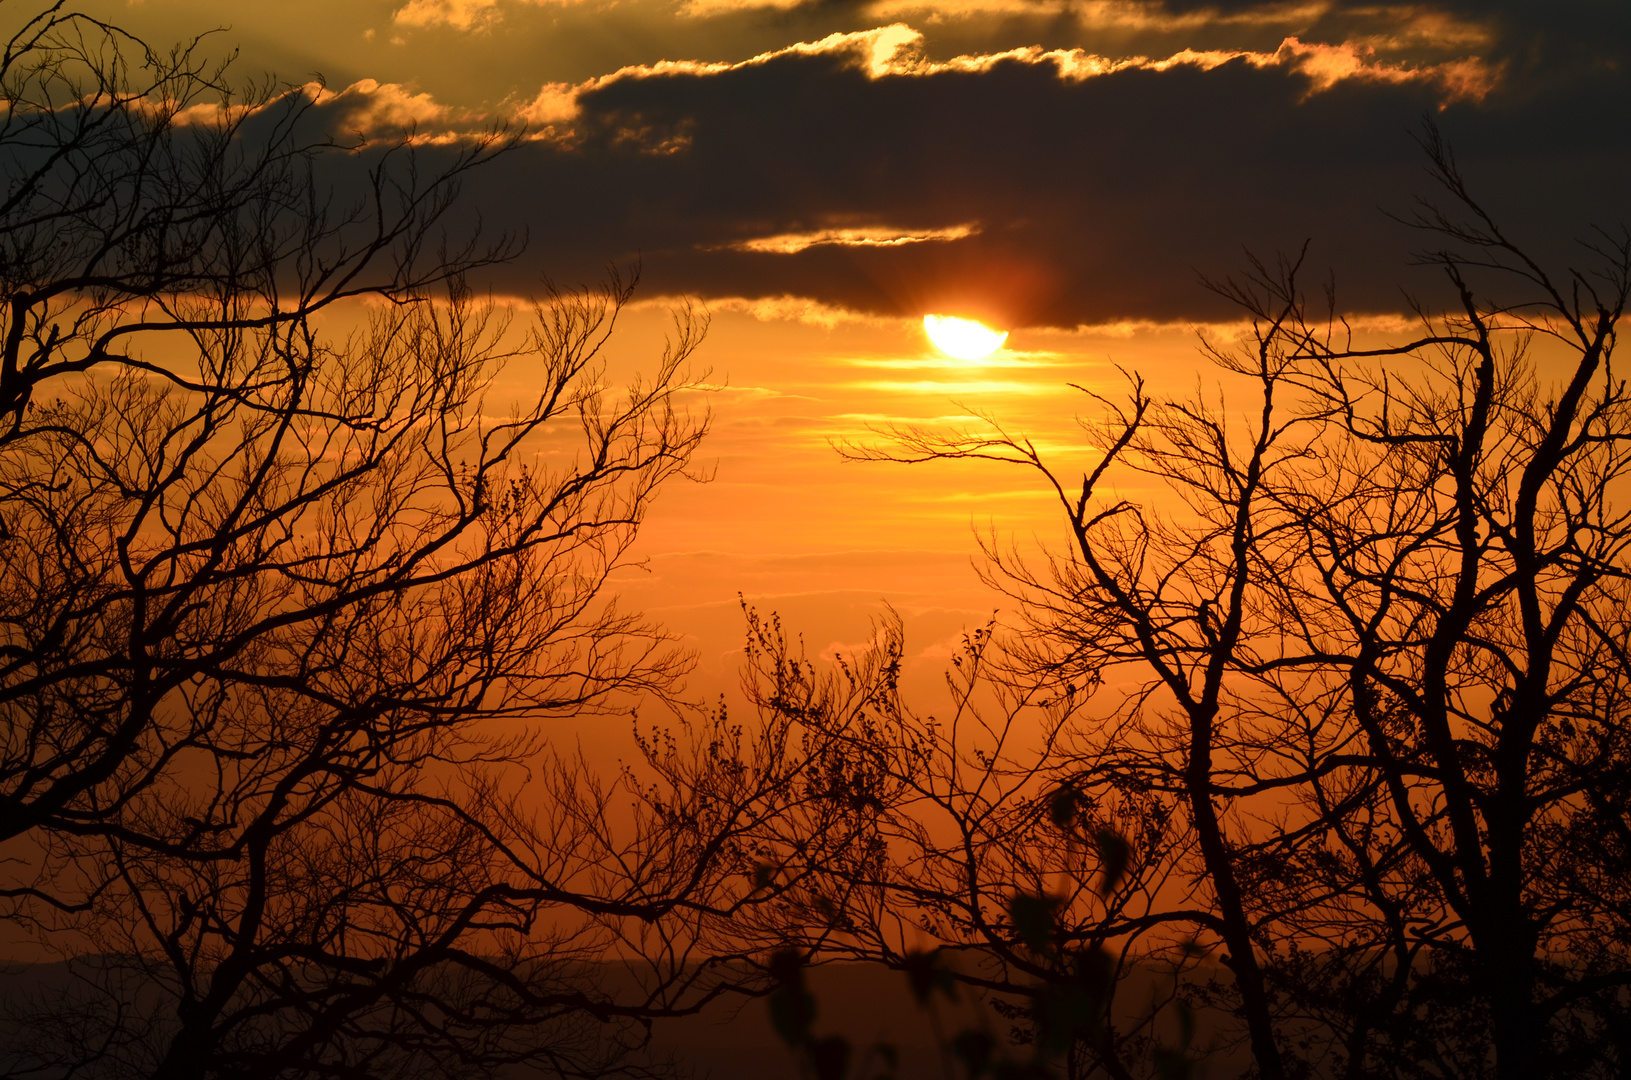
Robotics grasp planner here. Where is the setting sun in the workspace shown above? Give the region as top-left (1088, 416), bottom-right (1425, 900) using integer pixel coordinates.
top-left (923, 314), bottom-right (1008, 360)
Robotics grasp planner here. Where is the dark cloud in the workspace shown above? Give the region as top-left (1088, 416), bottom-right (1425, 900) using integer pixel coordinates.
top-left (339, 21), bottom-right (1629, 326)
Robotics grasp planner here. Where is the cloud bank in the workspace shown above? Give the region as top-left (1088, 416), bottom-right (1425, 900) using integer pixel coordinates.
top-left (322, 0), bottom-right (1629, 325)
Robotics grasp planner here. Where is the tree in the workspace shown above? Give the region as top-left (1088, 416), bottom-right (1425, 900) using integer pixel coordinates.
top-left (0, 6), bottom-right (819, 1077)
top-left (778, 131), bottom-right (1631, 1080)
top-left (1264, 131), bottom-right (1631, 1078)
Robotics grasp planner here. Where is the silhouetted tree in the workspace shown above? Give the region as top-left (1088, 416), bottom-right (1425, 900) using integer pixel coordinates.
top-left (1262, 129), bottom-right (1631, 1079)
top-left (0, 6), bottom-right (825, 1077)
top-left (795, 130), bottom-right (1631, 1080)
top-left (726, 602), bottom-right (1208, 1080)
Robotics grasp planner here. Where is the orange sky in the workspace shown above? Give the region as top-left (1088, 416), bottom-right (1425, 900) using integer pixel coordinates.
top-left (25, 0), bottom-right (1626, 721)
top-left (579, 303), bottom-right (1258, 703)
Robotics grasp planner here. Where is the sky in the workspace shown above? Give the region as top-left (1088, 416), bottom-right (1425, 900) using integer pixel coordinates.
top-left (49, 0), bottom-right (1631, 700)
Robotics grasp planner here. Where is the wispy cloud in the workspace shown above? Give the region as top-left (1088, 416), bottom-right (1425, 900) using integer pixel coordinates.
top-left (680, 0), bottom-right (807, 14)
top-left (840, 353), bottom-right (1061, 369)
top-left (509, 16), bottom-right (1494, 147)
top-left (849, 379), bottom-right (1058, 394)
top-left (707, 296), bottom-right (901, 327)
top-left (716, 223), bottom-right (980, 254)
top-left (393, 0), bottom-right (504, 30)
top-left (392, 0), bottom-right (596, 30)
top-left (881, 31), bottom-right (1499, 102)
top-left (866, 0), bottom-right (1331, 28)
top-left (507, 25), bottom-right (923, 132)
top-left (161, 78), bottom-right (474, 143)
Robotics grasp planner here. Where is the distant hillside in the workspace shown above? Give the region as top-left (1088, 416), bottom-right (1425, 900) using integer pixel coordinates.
top-left (642, 962), bottom-right (961, 1080)
top-left (2, 956), bottom-right (1249, 1079)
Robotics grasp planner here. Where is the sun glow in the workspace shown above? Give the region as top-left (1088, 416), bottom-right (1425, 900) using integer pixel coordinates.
top-left (923, 314), bottom-right (1008, 360)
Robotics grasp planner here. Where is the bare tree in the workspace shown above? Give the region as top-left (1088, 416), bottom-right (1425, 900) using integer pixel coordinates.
top-left (800, 131), bottom-right (1631, 1080)
top-left (0, 6), bottom-right (823, 1077)
top-left (1269, 129), bottom-right (1631, 1078)
top-left (835, 362), bottom-right (1312, 1079)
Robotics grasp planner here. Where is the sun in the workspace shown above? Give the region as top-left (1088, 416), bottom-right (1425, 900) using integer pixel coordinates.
top-left (923, 314), bottom-right (1008, 360)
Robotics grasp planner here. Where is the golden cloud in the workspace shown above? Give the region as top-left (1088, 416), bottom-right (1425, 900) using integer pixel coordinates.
top-left (392, 0), bottom-right (595, 30)
top-left (392, 0), bottom-right (503, 29)
top-left (717, 223), bottom-right (981, 254)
